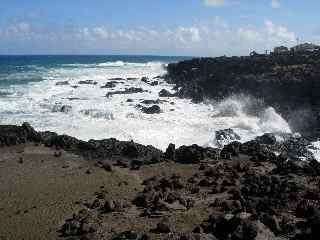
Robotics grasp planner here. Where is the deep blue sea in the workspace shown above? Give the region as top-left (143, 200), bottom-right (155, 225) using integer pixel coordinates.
top-left (0, 55), bottom-right (188, 87)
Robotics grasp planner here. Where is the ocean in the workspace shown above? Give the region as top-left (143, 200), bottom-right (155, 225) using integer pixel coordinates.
top-left (1, 54), bottom-right (318, 156)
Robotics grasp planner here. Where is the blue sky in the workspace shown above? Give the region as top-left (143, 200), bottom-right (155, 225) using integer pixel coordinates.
top-left (0, 0), bottom-right (319, 56)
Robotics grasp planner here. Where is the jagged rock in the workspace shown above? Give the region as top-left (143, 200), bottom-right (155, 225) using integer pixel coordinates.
top-left (103, 199), bottom-right (130, 213)
top-left (56, 81), bottom-right (69, 86)
top-left (255, 133), bottom-right (277, 145)
top-left (130, 159), bottom-right (143, 170)
top-left (259, 214), bottom-right (282, 234)
top-left (175, 145), bottom-right (204, 164)
top-left (61, 220), bottom-right (81, 236)
top-left (109, 78), bottom-right (125, 81)
top-left (296, 199), bottom-right (319, 218)
top-left (140, 105), bottom-right (161, 114)
top-left (102, 161), bottom-right (113, 172)
top-left (155, 217), bottom-right (175, 233)
top-left (106, 88), bottom-right (146, 97)
top-left (165, 143), bottom-right (176, 160)
top-left (101, 81), bottom-right (117, 88)
top-left (78, 80), bottom-right (97, 85)
top-left (0, 122), bottom-right (41, 147)
top-left (150, 81), bottom-right (158, 86)
top-left (215, 128), bottom-right (241, 147)
top-left (52, 105), bottom-right (72, 113)
top-left (121, 142), bottom-right (139, 158)
top-left (201, 214), bottom-right (275, 240)
top-left (141, 77), bottom-right (149, 83)
top-left (159, 89), bottom-right (175, 97)
top-left (140, 99), bottom-right (166, 105)
top-left (60, 209), bottom-right (97, 237)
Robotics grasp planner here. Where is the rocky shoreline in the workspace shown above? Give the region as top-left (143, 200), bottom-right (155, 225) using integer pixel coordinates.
top-left (165, 51), bottom-right (320, 139)
top-left (0, 123), bottom-right (320, 239)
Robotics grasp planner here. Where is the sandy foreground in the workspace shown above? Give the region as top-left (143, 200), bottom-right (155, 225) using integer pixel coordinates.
top-left (0, 143), bottom-right (205, 240)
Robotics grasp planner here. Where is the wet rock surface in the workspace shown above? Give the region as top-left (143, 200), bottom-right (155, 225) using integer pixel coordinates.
top-left (139, 105), bottom-right (161, 114)
top-left (215, 129), bottom-right (241, 147)
top-left (101, 81), bottom-right (118, 88)
top-left (106, 87), bottom-right (146, 97)
top-left (159, 89), bottom-right (176, 97)
top-left (78, 80), bottom-right (98, 85)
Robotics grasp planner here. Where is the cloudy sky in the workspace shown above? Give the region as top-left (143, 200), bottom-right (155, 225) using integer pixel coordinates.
top-left (0, 0), bottom-right (319, 56)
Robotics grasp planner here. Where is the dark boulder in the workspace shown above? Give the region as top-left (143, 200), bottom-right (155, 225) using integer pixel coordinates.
top-left (121, 142), bottom-right (139, 158)
top-left (101, 81), bottom-right (117, 88)
top-left (255, 133), bottom-right (277, 145)
top-left (106, 88), bottom-right (146, 97)
top-left (141, 77), bottom-right (149, 83)
top-left (165, 143), bottom-right (176, 160)
top-left (0, 122), bottom-right (41, 147)
top-left (155, 217), bottom-right (175, 233)
top-left (52, 105), bottom-right (72, 113)
top-left (215, 128), bottom-right (241, 147)
top-left (141, 105), bottom-right (161, 114)
top-left (78, 80), bottom-right (98, 85)
top-left (56, 81), bottom-right (69, 86)
top-left (175, 145), bottom-right (203, 164)
top-left (159, 89), bottom-right (175, 97)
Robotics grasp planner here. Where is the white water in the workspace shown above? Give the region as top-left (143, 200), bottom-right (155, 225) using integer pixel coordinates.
top-left (0, 60), bottom-right (313, 153)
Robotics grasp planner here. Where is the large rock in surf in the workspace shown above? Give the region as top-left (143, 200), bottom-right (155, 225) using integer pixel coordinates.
top-left (106, 87), bottom-right (146, 97)
top-left (159, 89), bottom-right (175, 97)
top-left (78, 80), bottom-right (98, 85)
top-left (141, 105), bottom-right (161, 114)
top-left (215, 128), bottom-right (241, 147)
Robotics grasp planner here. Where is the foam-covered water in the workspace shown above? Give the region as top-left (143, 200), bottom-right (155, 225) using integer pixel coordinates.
top-left (0, 55), bottom-right (318, 158)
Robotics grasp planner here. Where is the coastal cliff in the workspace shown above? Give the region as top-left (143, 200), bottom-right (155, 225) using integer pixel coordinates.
top-left (166, 51), bottom-right (320, 137)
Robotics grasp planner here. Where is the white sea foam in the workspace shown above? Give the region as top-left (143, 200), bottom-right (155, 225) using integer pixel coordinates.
top-left (1, 60), bottom-right (314, 156)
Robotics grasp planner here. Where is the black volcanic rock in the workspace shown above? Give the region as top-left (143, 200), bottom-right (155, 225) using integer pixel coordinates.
top-left (56, 81), bottom-right (69, 86)
top-left (141, 105), bottom-right (161, 114)
top-left (159, 89), bottom-right (175, 97)
top-left (78, 80), bottom-right (97, 85)
top-left (0, 122), bottom-right (41, 146)
top-left (215, 129), bottom-right (241, 147)
top-left (140, 99), bottom-right (166, 105)
top-left (174, 145), bottom-right (219, 164)
top-left (106, 88), bottom-right (146, 97)
top-left (165, 51), bottom-right (320, 137)
top-left (101, 81), bottom-right (118, 88)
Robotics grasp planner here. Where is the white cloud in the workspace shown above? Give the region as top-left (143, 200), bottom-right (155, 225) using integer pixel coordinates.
top-left (238, 28), bottom-right (262, 42)
top-left (176, 27), bottom-right (201, 43)
top-left (264, 20), bottom-right (296, 43)
top-left (92, 27), bottom-right (110, 39)
top-left (0, 19), bottom-right (297, 56)
top-left (271, 0), bottom-right (280, 8)
top-left (2, 22), bottom-right (31, 37)
top-left (204, 0), bottom-right (225, 7)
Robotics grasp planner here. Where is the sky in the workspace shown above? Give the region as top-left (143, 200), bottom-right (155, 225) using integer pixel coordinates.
top-left (0, 0), bottom-right (319, 56)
